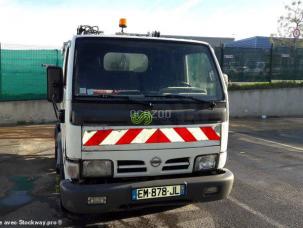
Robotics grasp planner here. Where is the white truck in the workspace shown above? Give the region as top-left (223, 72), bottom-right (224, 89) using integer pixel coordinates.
top-left (47, 23), bottom-right (234, 214)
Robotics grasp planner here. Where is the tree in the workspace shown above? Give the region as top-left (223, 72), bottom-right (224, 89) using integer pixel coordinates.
top-left (271, 1), bottom-right (303, 47)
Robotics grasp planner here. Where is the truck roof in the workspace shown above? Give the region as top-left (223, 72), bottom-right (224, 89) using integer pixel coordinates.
top-left (72, 34), bottom-right (211, 47)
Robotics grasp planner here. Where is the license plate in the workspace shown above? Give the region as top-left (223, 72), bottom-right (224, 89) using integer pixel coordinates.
top-left (132, 185), bottom-right (186, 200)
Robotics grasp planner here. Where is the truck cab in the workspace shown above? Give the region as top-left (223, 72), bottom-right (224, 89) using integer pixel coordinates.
top-left (47, 24), bottom-right (234, 214)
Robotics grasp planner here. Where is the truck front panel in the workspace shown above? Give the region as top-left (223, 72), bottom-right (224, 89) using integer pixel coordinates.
top-left (58, 35), bottom-right (233, 213)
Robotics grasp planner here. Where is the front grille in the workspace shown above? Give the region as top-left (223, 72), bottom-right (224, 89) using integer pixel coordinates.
top-left (162, 157), bottom-right (190, 171)
top-left (117, 160), bottom-right (147, 173)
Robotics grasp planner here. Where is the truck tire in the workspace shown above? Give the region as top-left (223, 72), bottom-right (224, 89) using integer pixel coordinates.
top-left (59, 158), bottom-right (65, 180)
top-left (56, 132), bottom-right (65, 180)
top-left (55, 128), bottom-right (59, 173)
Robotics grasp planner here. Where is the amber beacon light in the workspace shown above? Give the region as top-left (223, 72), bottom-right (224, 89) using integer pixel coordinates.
top-left (119, 18), bottom-right (127, 33)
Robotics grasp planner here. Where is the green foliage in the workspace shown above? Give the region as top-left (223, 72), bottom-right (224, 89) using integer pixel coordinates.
top-left (272, 1), bottom-right (303, 47)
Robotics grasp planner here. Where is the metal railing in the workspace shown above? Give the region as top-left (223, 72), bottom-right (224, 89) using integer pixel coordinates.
top-left (215, 45), bottom-right (303, 82)
top-left (1, 43), bottom-right (303, 101)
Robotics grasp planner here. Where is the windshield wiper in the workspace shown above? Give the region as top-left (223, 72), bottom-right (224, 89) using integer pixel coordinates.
top-left (145, 94), bottom-right (217, 109)
top-left (79, 94), bottom-right (153, 107)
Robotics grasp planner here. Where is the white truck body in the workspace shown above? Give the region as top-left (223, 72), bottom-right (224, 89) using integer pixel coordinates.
top-left (48, 33), bottom-right (233, 214)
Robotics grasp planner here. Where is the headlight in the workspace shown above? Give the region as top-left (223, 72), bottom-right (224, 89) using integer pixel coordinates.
top-left (82, 160), bottom-right (113, 178)
top-left (194, 154), bottom-right (218, 172)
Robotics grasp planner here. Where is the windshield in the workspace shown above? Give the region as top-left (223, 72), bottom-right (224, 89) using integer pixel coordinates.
top-left (73, 38), bottom-right (224, 101)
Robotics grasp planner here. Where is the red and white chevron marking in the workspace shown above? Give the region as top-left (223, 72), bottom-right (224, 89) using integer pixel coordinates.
top-left (83, 126), bottom-right (220, 146)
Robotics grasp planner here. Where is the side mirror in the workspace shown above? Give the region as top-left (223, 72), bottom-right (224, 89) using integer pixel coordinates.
top-left (223, 73), bottom-right (229, 87)
top-left (47, 66), bottom-right (63, 103)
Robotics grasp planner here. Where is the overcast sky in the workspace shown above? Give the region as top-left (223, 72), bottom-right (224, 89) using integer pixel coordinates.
top-left (0, 0), bottom-right (289, 48)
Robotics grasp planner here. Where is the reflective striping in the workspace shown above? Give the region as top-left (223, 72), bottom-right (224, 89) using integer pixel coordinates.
top-left (201, 127), bottom-right (220, 140)
top-left (84, 130), bottom-right (112, 146)
top-left (161, 128), bottom-right (184, 142)
top-left (145, 129), bottom-right (171, 144)
top-left (83, 126), bottom-right (220, 146)
top-left (187, 127), bottom-right (208, 141)
top-left (116, 128), bottom-right (143, 145)
top-left (174, 127), bottom-right (197, 142)
top-left (100, 130), bottom-right (128, 145)
top-left (131, 128), bottom-right (157, 144)
top-left (82, 131), bottom-right (97, 145)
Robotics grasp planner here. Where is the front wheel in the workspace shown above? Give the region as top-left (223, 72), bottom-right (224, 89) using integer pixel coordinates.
top-left (55, 132), bottom-right (65, 179)
top-left (55, 128), bottom-right (59, 173)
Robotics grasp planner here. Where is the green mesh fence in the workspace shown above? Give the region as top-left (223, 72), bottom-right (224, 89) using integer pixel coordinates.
top-left (215, 46), bottom-right (303, 82)
top-left (1, 45), bottom-right (303, 101)
top-left (0, 48), bottom-right (63, 101)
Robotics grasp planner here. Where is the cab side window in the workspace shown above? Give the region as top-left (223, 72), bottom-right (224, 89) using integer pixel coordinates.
top-left (185, 53), bottom-right (218, 96)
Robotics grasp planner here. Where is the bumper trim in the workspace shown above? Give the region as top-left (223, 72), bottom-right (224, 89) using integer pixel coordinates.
top-left (60, 169), bottom-right (234, 214)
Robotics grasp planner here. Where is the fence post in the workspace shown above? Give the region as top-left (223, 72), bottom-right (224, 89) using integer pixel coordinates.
top-left (56, 49), bottom-right (59, 66)
top-left (220, 44), bottom-right (224, 69)
top-left (0, 42), bottom-right (2, 97)
top-left (268, 43), bottom-right (273, 83)
top-left (293, 39), bottom-right (297, 79)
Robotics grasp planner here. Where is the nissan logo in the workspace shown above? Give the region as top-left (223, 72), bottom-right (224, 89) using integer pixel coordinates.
top-left (150, 157), bottom-right (162, 167)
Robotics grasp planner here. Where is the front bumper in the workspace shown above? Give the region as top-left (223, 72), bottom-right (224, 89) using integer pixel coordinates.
top-left (60, 169), bottom-right (234, 214)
